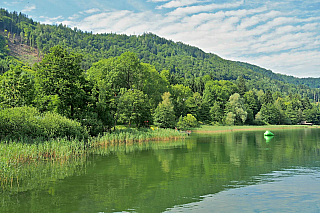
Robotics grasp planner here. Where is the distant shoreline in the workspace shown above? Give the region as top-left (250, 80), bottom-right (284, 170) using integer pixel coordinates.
top-left (193, 125), bottom-right (318, 134)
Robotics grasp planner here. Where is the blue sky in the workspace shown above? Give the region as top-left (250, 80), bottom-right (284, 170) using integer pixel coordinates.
top-left (2, 0), bottom-right (320, 77)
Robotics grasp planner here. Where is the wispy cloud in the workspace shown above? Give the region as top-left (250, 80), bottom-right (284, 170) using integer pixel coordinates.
top-left (51, 0), bottom-right (320, 77)
top-left (167, 0), bottom-right (244, 16)
top-left (148, 0), bottom-right (170, 2)
top-left (39, 15), bottom-right (64, 25)
top-left (244, 50), bottom-right (320, 77)
top-left (156, 0), bottom-right (206, 9)
top-left (83, 8), bottom-right (101, 14)
top-left (22, 5), bottom-right (36, 13)
top-left (3, 1), bottom-right (21, 6)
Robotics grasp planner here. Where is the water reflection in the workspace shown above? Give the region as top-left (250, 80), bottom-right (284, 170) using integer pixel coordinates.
top-left (166, 168), bottom-right (320, 212)
top-left (1, 128), bottom-right (320, 212)
top-left (264, 135), bottom-right (274, 143)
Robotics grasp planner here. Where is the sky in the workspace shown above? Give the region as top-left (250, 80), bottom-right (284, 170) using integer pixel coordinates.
top-left (2, 0), bottom-right (320, 78)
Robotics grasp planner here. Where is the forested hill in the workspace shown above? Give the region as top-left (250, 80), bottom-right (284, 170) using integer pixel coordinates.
top-left (236, 62), bottom-right (320, 89)
top-left (1, 8), bottom-right (320, 94)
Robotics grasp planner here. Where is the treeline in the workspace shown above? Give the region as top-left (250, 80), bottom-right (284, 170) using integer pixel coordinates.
top-left (1, 8), bottom-right (320, 100)
top-left (237, 62), bottom-right (320, 89)
top-left (1, 47), bottom-right (320, 138)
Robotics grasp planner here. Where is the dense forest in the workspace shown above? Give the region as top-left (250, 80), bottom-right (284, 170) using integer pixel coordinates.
top-left (1, 8), bottom-right (320, 137)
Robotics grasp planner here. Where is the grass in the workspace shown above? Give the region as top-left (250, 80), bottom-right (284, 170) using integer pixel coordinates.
top-left (89, 128), bottom-right (183, 147)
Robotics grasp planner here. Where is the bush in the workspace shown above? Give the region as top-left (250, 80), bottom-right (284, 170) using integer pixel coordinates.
top-left (78, 112), bottom-right (105, 137)
top-left (0, 106), bottom-right (88, 140)
top-left (177, 114), bottom-right (199, 130)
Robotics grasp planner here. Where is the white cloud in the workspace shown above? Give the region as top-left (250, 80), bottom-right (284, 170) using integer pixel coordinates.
top-left (67, 14), bottom-right (80, 20)
top-left (84, 8), bottom-right (101, 14)
top-left (167, 0), bottom-right (244, 16)
top-left (39, 15), bottom-right (64, 25)
top-left (148, 0), bottom-right (170, 2)
top-left (3, 1), bottom-right (21, 6)
top-left (244, 51), bottom-right (320, 77)
top-left (54, 0), bottom-right (320, 77)
top-left (156, 0), bottom-right (206, 9)
top-left (22, 5), bottom-right (36, 12)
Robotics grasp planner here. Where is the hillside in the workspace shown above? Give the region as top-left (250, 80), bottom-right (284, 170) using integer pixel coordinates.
top-left (0, 8), bottom-right (320, 99)
top-left (1, 31), bottom-right (41, 65)
top-left (236, 62), bottom-right (320, 89)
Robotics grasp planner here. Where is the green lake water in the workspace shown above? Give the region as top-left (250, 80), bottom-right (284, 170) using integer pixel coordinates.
top-left (1, 128), bottom-right (320, 212)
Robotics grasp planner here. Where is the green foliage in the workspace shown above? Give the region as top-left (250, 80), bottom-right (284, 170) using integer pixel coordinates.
top-left (34, 45), bottom-right (88, 118)
top-left (170, 84), bottom-right (193, 118)
top-left (2, 8), bottom-right (320, 102)
top-left (77, 112), bottom-right (106, 137)
top-left (87, 52), bottom-right (168, 129)
top-left (258, 103), bottom-right (281, 125)
top-left (117, 89), bottom-right (151, 127)
top-left (236, 76), bottom-right (247, 96)
top-left (0, 106), bottom-right (88, 140)
top-left (177, 114), bottom-right (199, 130)
top-left (141, 63), bottom-right (169, 109)
top-left (243, 90), bottom-right (260, 116)
top-left (186, 92), bottom-right (202, 120)
top-left (153, 92), bottom-right (176, 128)
top-left (1, 9), bottom-right (320, 133)
top-left (0, 34), bottom-right (9, 58)
top-left (224, 93), bottom-right (247, 125)
top-left (0, 65), bottom-right (34, 108)
top-left (225, 112), bottom-right (236, 126)
top-left (210, 102), bottom-right (224, 124)
top-left (303, 108), bottom-right (319, 124)
top-left (261, 90), bottom-right (274, 105)
top-left (203, 80), bottom-right (238, 108)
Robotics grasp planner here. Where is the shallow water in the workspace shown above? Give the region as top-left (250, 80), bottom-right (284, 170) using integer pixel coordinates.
top-left (1, 128), bottom-right (320, 212)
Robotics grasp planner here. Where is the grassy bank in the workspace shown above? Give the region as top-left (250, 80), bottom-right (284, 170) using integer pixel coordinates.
top-left (193, 125), bottom-right (318, 134)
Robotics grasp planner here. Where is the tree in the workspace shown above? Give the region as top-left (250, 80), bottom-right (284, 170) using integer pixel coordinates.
top-left (261, 90), bottom-right (274, 105)
top-left (243, 90), bottom-right (260, 116)
top-left (117, 89), bottom-right (151, 127)
top-left (0, 34), bottom-right (9, 58)
top-left (203, 80), bottom-right (238, 108)
top-left (303, 107), bottom-right (318, 124)
top-left (259, 103), bottom-right (281, 124)
top-left (236, 76), bottom-right (247, 96)
top-left (186, 92), bottom-right (202, 120)
top-left (87, 53), bottom-right (168, 129)
top-left (225, 112), bottom-right (236, 126)
top-left (115, 52), bottom-right (142, 90)
top-left (301, 97), bottom-right (312, 110)
top-left (170, 84), bottom-right (192, 118)
top-left (210, 102), bottom-right (224, 124)
top-left (153, 92), bottom-right (176, 128)
top-left (141, 63), bottom-right (169, 109)
top-left (224, 93), bottom-right (247, 125)
top-left (34, 45), bottom-right (88, 118)
top-left (177, 114), bottom-right (199, 130)
top-left (0, 65), bottom-right (35, 109)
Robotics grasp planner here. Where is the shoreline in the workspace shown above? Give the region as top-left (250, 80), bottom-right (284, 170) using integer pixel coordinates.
top-left (192, 125), bottom-right (318, 134)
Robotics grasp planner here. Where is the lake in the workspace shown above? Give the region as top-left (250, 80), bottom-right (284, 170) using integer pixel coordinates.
top-left (1, 128), bottom-right (320, 212)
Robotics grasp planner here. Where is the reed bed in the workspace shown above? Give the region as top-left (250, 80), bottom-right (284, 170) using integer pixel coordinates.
top-left (0, 138), bottom-right (86, 191)
top-left (90, 128), bottom-right (184, 147)
top-left (0, 128), bottom-right (186, 191)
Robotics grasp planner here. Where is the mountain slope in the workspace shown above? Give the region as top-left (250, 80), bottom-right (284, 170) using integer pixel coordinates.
top-left (236, 62), bottom-right (320, 89)
top-left (1, 8), bottom-right (320, 98)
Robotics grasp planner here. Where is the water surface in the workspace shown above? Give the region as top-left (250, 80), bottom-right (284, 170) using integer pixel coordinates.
top-left (1, 128), bottom-right (320, 212)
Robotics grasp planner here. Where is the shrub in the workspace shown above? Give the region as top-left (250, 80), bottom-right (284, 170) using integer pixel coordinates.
top-left (177, 114), bottom-right (199, 130)
top-left (0, 106), bottom-right (88, 140)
